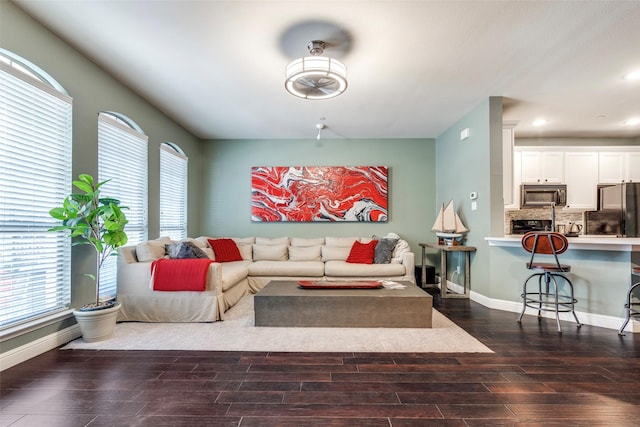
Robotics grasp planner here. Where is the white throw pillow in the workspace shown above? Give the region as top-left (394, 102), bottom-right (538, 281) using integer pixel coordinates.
top-left (391, 239), bottom-right (410, 264)
top-left (290, 237), bottom-right (325, 247)
top-left (255, 237), bottom-right (289, 246)
top-left (253, 244), bottom-right (288, 261)
top-left (288, 245), bottom-right (322, 261)
top-left (136, 236), bottom-right (173, 262)
top-left (325, 236), bottom-right (359, 247)
top-left (322, 245), bottom-right (351, 261)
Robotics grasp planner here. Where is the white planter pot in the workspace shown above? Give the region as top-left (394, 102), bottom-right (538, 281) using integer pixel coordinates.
top-left (73, 302), bottom-right (121, 342)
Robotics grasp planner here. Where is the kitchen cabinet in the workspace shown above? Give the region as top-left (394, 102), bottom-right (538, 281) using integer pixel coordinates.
top-left (510, 151), bottom-right (522, 209)
top-left (520, 151), bottom-right (564, 184)
top-left (626, 152), bottom-right (640, 182)
top-left (564, 151), bottom-right (598, 209)
top-left (598, 151), bottom-right (640, 183)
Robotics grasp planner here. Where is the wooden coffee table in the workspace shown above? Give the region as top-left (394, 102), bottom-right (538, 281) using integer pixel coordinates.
top-left (254, 280), bottom-right (432, 328)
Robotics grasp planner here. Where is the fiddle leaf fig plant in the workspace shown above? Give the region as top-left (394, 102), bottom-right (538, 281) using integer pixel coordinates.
top-left (49, 174), bottom-right (128, 309)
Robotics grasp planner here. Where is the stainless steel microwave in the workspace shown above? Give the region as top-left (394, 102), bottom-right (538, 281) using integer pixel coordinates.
top-left (520, 184), bottom-right (567, 208)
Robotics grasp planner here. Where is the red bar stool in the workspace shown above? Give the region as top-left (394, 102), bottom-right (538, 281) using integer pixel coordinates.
top-left (517, 231), bottom-right (582, 333)
top-left (618, 267), bottom-right (640, 335)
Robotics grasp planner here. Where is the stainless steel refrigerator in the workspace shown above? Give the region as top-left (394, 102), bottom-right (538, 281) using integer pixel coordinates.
top-left (598, 183), bottom-right (640, 237)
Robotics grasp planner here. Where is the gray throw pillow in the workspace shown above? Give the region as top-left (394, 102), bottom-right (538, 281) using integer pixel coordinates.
top-left (373, 237), bottom-right (399, 264)
top-left (166, 241), bottom-right (208, 259)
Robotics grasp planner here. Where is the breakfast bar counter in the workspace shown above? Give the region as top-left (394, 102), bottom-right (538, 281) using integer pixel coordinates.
top-left (483, 235), bottom-right (640, 332)
top-left (486, 236), bottom-right (640, 252)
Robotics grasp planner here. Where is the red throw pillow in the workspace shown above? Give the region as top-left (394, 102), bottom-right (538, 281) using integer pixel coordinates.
top-left (207, 238), bottom-right (243, 262)
top-left (346, 240), bottom-right (378, 264)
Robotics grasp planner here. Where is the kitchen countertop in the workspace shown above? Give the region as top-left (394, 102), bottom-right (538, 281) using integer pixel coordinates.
top-left (486, 235), bottom-right (640, 251)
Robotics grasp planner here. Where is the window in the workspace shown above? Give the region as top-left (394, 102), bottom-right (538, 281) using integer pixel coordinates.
top-left (98, 112), bottom-right (148, 299)
top-left (160, 143), bottom-right (188, 240)
top-left (0, 50), bottom-right (72, 329)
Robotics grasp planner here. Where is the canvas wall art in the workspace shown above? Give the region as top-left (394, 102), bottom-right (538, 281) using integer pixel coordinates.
top-left (251, 166), bottom-right (388, 222)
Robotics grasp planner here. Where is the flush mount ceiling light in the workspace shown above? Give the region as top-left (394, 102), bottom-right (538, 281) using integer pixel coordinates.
top-left (285, 40), bottom-right (347, 100)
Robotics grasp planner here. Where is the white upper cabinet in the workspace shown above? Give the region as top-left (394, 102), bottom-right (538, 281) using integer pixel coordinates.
top-left (598, 151), bottom-right (640, 183)
top-left (565, 151), bottom-right (599, 210)
top-left (520, 150), bottom-right (564, 184)
top-left (626, 152), bottom-right (640, 182)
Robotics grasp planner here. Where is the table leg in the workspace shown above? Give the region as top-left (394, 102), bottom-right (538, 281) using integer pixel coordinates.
top-left (440, 250), bottom-right (447, 296)
top-left (421, 246), bottom-right (426, 287)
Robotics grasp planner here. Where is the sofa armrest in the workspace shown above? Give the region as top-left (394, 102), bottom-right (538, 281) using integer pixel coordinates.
top-left (402, 251), bottom-right (415, 276)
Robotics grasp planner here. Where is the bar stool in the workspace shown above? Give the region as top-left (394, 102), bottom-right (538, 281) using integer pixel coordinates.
top-left (618, 267), bottom-right (640, 336)
top-left (517, 231), bottom-right (581, 333)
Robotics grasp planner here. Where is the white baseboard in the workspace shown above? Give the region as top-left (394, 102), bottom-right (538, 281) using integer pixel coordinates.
top-left (0, 324), bottom-right (81, 371)
top-left (469, 290), bottom-right (638, 333)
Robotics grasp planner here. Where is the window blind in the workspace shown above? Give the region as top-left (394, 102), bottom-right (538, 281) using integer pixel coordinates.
top-left (160, 143), bottom-right (188, 240)
top-left (98, 112), bottom-right (148, 299)
top-left (0, 62), bottom-right (73, 328)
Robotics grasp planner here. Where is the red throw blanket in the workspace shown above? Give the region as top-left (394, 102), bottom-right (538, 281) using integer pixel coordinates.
top-left (151, 258), bottom-right (214, 292)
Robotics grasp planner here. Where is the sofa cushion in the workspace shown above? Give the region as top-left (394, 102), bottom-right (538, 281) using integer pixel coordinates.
top-left (290, 237), bottom-right (325, 247)
top-left (346, 240), bottom-right (378, 264)
top-left (325, 236), bottom-right (359, 247)
top-left (322, 245), bottom-right (351, 262)
top-left (203, 248), bottom-right (215, 260)
top-left (288, 245), bottom-right (322, 261)
top-left (253, 244), bottom-right (288, 261)
top-left (255, 237), bottom-right (289, 246)
top-left (196, 236), bottom-right (255, 247)
top-left (373, 237), bottom-right (399, 264)
top-left (233, 237), bottom-right (256, 245)
top-left (166, 241), bottom-right (209, 259)
top-left (208, 238), bottom-right (243, 262)
top-left (219, 260), bottom-right (251, 291)
top-left (136, 236), bottom-right (173, 262)
top-left (249, 260), bottom-right (324, 277)
top-left (325, 260), bottom-right (406, 277)
top-left (237, 243), bottom-right (253, 260)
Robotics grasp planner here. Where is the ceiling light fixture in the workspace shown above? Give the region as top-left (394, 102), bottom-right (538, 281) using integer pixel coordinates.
top-left (623, 117), bottom-right (640, 126)
top-left (316, 123), bottom-right (325, 140)
top-left (285, 40), bottom-right (347, 100)
top-left (623, 70), bottom-right (640, 81)
top-left (532, 118), bottom-right (548, 126)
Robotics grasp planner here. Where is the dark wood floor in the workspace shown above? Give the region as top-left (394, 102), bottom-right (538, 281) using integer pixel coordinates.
top-left (2, 294), bottom-right (640, 427)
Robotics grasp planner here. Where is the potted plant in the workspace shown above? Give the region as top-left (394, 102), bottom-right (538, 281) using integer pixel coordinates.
top-left (49, 173), bottom-right (128, 342)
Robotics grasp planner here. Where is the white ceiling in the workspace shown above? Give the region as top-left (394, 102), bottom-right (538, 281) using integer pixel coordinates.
top-left (13, 0), bottom-right (640, 140)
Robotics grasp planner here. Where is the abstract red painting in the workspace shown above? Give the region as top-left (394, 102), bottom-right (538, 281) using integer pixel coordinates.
top-left (251, 166), bottom-right (388, 222)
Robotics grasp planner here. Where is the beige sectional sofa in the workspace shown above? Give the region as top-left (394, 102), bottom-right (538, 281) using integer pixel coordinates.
top-left (116, 235), bottom-right (415, 322)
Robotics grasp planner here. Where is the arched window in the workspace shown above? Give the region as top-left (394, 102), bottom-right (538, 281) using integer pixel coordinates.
top-left (98, 112), bottom-right (148, 299)
top-left (160, 142), bottom-right (188, 240)
top-left (0, 49), bottom-right (72, 329)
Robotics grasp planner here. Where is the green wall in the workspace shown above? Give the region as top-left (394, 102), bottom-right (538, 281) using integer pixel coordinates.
top-left (1, 2), bottom-right (202, 353)
top-left (200, 138), bottom-right (436, 257)
top-left (434, 97), bottom-right (504, 293)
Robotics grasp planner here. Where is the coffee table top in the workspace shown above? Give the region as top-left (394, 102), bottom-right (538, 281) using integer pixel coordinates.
top-left (256, 280), bottom-right (429, 298)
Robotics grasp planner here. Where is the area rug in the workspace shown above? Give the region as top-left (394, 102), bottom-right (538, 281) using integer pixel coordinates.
top-left (62, 295), bottom-right (492, 353)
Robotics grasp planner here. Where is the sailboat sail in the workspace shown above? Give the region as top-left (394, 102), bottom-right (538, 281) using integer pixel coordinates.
top-left (431, 199), bottom-right (468, 234)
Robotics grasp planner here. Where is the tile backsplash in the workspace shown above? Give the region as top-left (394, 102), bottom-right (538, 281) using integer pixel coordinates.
top-left (504, 208), bottom-right (583, 235)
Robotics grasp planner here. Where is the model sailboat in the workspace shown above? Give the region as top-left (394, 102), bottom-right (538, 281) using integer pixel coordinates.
top-left (432, 199), bottom-right (468, 245)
